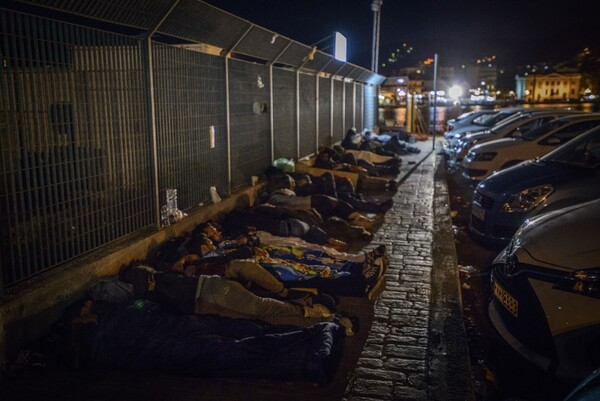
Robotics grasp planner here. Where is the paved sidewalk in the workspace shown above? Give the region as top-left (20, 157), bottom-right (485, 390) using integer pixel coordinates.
top-left (343, 139), bottom-right (473, 401)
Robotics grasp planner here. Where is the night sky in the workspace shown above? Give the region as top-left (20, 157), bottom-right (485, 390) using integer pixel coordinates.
top-left (204, 0), bottom-right (599, 70)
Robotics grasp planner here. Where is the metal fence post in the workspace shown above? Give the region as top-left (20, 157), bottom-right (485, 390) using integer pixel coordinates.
top-left (142, 37), bottom-right (161, 229)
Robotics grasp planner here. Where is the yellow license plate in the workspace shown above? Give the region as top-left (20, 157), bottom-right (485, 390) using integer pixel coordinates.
top-left (493, 281), bottom-right (518, 317)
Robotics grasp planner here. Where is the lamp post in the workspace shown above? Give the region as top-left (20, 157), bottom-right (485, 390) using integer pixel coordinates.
top-left (371, 0), bottom-right (383, 73)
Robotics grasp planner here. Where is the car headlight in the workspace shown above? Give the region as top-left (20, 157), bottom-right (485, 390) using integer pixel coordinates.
top-left (471, 152), bottom-right (497, 161)
top-left (501, 184), bottom-right (554, 213)
top-left (554, 269), bottom-right (600, 299)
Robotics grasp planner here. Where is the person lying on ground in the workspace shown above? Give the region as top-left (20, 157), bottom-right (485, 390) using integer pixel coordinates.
top-left (367, 127), bottom-right (422, 155)
top-left (196, 221), bottom-right (386, 268)
top-left (314, 144), bottom-right (400, 176)
top-left (307, 149), bottom-right (398, 192)
top-left (221, 204), bottom-right (354, 251)
top-left (264, 174), bottom-right (376, 230)
top-left (342, 127), bottom-right (420, 156)
top-left (68, 295), bottom-right (346, 386)
top-left (121, 264), bottom-right (359, 334)
top-left (289, 171), bottom-right (394, 213)
top-left (151, 226), bottom-right (388, 299)
top-left (341, 127), bottom-right (397, 157)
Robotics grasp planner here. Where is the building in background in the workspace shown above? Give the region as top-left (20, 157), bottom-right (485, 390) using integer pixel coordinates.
top-left (515, 71), bottom-right (582, 102)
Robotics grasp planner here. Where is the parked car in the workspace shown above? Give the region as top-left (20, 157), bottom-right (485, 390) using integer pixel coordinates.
top-left (469, 125), bottom-right (600, 246)
top-left (489, 198), bottom-right (600, 383)
top-left (453, 109), bottom-right (583, 165)
top-left (443, 107), bottom-right (526, 157)
top-left (462, 114), bottom-right (600, 181)
top-left (444, 109), bottom-right (497, 135)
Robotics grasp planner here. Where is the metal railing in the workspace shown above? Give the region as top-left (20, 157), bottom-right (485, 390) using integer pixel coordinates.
top-left (0, 0), bottom-right (384, 289)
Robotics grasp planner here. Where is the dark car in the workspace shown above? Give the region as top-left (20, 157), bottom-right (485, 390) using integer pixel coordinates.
top-left (469, 125), bottom-right (600, 247)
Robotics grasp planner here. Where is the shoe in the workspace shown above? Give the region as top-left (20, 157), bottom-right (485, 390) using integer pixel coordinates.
top-left (336, 314), bottom-right (360, 336)
top-left (327, 237), bottom-right (349, 252)
top-left (303, 304), bottom-right (332, 318)
top-left (363, 256), bottom-right (384, 283)
top-left (348, 212), bottom-right (374, 230)
top-left (367, 273), bottom-right (386, 301)
top-left (374, 244), bottom-right (387, 256)
top-left (378, 255), bottom-right (390, 275)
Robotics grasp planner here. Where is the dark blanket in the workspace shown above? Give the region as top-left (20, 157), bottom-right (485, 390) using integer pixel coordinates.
top-left (80, 301), bottom-right (345, 386)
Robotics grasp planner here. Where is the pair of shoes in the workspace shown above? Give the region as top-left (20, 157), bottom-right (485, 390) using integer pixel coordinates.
top-left (303, 304), bottom-right (333, 318)
top-left (364, 257), bottom-right (388, 300)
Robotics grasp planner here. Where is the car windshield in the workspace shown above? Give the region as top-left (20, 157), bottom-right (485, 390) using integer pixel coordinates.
top-left (454, 111), bottom-right (476, 121)
top-left (471, 113), bottom-right (493, 126)
top-left (488, 113), bottom-right (530, 132)
top-left (541, 127), bottom-right (600, 168)
top-left (477, 110), bottom-right (518, 127)
top-left (521, 119), bottom-right (569, 141)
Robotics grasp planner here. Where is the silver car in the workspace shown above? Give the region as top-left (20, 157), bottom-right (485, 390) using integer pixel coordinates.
top-left (489, 198), bottom-right (600, 383)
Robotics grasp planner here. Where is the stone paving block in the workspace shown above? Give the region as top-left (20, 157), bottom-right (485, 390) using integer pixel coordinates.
top-left (358, 357), bottom-right (385, 369)
top-left (383, 344), bottom-right (428, 359)
top-left (385, 358), bottom-right (427, 373)
top-left (392, 385), bottom-right (428, 401)
top-left (351, 378), bottom-right (395, 398)
top-left (354, 367), bottom-right (407, 382)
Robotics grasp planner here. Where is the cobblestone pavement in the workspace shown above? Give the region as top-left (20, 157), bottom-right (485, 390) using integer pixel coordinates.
top-left (344, 139), bottom-right (473, 401)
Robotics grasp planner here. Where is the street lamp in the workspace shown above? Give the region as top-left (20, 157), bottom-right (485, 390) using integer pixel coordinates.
top-left (371, 0), bottom-right (383, 73)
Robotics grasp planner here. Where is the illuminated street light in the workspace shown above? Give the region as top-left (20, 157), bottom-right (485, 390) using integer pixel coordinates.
top-left (448, 85), bottom-right (463, 99)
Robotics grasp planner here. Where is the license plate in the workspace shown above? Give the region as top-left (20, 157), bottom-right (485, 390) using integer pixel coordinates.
top-left (493, 281), bottom-right (519, 317)
top-left (471, 204), bottom-right (485, 221)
